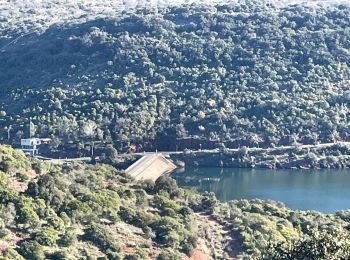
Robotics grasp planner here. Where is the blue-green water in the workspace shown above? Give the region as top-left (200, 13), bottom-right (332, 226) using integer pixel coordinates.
top-left (172, 168), bottom-right (350, 213)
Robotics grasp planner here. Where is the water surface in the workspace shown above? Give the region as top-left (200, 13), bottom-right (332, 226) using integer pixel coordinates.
top-left (172, 168), bottom-right (350, 213)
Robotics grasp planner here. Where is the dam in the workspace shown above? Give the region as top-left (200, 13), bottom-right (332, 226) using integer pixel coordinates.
top-left (125, 154), bottom-right (177, 181)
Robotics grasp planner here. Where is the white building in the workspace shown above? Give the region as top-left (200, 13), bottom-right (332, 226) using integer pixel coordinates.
top-left (20, 138), bottom-right (50, 156)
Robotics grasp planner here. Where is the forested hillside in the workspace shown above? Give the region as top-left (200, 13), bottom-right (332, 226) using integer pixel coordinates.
top-left (1, 145), bottom-right (350, 259)
top-left (0, 145), bottom-right (205, 259)
top-left (0, 146), bottom-right (350, 260)
top-left (1, 1), bottom-right (350, 154)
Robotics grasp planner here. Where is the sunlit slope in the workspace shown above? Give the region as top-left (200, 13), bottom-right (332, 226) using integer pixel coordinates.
top-left (0, 2), bottom-right (349, 151)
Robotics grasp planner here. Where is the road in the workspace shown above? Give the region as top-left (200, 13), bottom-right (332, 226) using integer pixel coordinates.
top-left (35, 155), bottom-right (92, 164)
top-left (35, 141), bottom-right (350, 163)
top-left (114, 141), bottom-right (350, 157)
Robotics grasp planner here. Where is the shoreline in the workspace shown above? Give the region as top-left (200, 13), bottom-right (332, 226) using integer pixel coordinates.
top-left (169, 143), bottom-right (350, 170)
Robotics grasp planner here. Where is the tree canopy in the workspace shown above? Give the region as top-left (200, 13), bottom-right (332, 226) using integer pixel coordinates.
top-left (0, 2), bottom-right (349, 155)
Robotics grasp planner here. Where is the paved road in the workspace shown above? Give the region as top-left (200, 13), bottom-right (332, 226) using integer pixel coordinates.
top-left (35, 141), bottom-right (350, 163)
top-left (115, 141), bottom-right (350, 156)
top-left (35, 155), bottom-right (92, 164)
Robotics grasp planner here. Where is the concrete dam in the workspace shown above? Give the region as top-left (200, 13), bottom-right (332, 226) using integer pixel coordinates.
top-left (125, 154), bottom-right (177, 181)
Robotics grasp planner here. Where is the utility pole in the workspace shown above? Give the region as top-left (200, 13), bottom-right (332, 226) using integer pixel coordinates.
top-left (29, 117), bottom-right (32, 138)
top-left (6, 126), bottom-right (11, 142)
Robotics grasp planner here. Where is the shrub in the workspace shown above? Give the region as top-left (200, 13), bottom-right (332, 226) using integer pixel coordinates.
top-left (201, 192), bottom-right (217, 213)
top-left (119, 206), bottom-right (136, 223)
top-left (154, 176), bottom-right (178, 196)
top-left (84, 223), bottom-right (119, 252)
top-left (18, 241), bottom-right (45, 260)
top-left (105, 250), bottom-right (123, 259)
top-left (134, 189), bottom-right (148, 207)
top-left (124, 255), bottom-right (139, 260)
top-left (163, 231), bottom-right (180, 248)
top-left (17, 203), bottom-right (40, 229)
top-left (153, 217), bottom-right (182, 247)
top-left (34, 227), bottom-right (58, 246)
top-left (15, 172), bottom-right (29, 182)
top-left (47, 214), bottom-right (65, 231)
top-left (64, 199), bottom-right (93, 221)
top-left (48, 250), bottom-right (72, 260)
top-left (0, 227), bottom-right (11, 239)
top-left (153, 195), bottom-right (181, 212)
top-left (182, 242), bottom-right (194, 256)
top-left (261, 229), bottom-right (350, 260)
top-left (87, 189), bottom-right (121, 215)
top-left (142, 226), bottom-right (155, 239)
top-left (157, 250), bottom-right (180, 260)
top-left (138, 179), bottom-right (155, 194)
top-left (0, 171), bottom-right (8, 188)
top-left (59, 227), bottom-right (77, 247)
top-left (1, 248), bottom-right (24, 260)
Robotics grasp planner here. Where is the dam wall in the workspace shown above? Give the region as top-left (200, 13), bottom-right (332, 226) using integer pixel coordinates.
top-left (125, 154), bottom-right (177, 181)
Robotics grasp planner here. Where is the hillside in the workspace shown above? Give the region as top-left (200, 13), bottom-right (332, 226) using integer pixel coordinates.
top-left (2, 0), bottom-right (349, 37)
top-left (0, 1), bottom-right (350, 155)
top-left (1, 0), bottom-right (349, 34)
top-left (0, 145), bottom-right (220, 259)
top-left (1, 145), bottom-right (350, 259)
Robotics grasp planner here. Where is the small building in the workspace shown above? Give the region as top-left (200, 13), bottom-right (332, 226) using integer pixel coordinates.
top-left (20, 138), bottom-right (51, 156)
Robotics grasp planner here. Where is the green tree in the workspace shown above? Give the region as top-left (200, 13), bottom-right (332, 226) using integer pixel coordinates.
top-left (18, 241), bottom-right (45, 260)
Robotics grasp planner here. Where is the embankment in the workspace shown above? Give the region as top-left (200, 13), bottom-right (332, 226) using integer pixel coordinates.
top-left (170, 144), bottom-right (350, 170)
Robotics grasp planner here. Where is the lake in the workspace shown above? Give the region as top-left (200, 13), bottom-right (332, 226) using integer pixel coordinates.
top-left (172, 168), bottom-right (350, 213)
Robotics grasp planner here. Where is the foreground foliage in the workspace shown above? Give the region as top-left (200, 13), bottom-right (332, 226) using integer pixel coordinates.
top-left (262, 229), bottom-right (350, 260)
top-left (213, 198), bottom-right (350, 259)
top-left (1, 146), bottom-right (350, 259)
top-left (0, 146), bottom-right (199, 258)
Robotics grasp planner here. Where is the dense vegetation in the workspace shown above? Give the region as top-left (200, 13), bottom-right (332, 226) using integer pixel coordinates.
top-left (172, 143), bottom-right (350, 169)
top-left (2, 1), bottom-right (350, 259)
top-left (0, 1), bottom-right (349, 155)
top-left (1, 145), bottom-right (350, 259)
top-left (0, 145), bottom-right (202, 259)
top-left (213, 199), bottom-right (350, 259)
